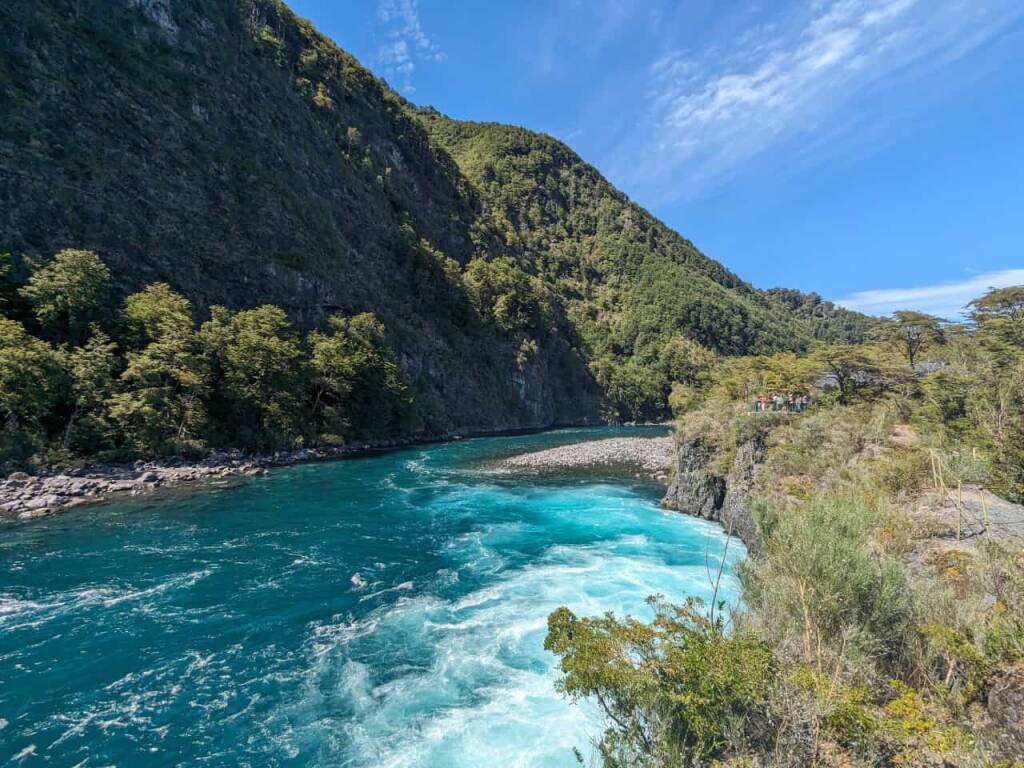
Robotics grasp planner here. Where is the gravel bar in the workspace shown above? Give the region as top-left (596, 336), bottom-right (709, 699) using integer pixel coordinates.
top-left (493, 436), bottom-right (673, 479)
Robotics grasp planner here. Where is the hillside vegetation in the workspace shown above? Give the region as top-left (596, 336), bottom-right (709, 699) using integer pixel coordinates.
top-left (0, 0), bottom-right (872, 469)
top-left (547, 287), bottom-right (1024, 767)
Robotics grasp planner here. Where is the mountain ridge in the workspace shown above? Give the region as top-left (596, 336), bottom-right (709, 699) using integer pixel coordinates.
top-left (0, 0), bottom-right (870, 434)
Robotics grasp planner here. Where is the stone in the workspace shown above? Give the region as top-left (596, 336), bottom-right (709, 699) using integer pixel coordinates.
top-left (24, 494), bottom-right (62, 511)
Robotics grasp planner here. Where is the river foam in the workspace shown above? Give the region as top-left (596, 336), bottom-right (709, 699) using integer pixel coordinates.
top-left (0, 427), bottom-right (740, 765)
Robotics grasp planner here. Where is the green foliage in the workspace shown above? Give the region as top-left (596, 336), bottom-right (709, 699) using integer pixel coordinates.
top-left (0, 317), bottom-right (65, 466)
top-left (558, 297), bottom-right (1024, 765)
top-left (0, 252), bottom-right (21, 313)
top-left (876, 310), bottom-right (945, 369)
top-left (811, 343), bottom-right (903, 404)
top-left (1, 0), bottom-right (879, 428)
top-left (0, 249), bottom-right (432, 464)
top-left (200, 305), bottom-right (307, 450)
top-left (463, 257), bottom-right (548, 337)
top-left (121, 282), bottom-right (195, 348)
top-left (109, 287), bottom-right (209, 457)
top-left (416, 113), bottom-right (876, 420)
top-left (968, 285), bottom-right (1024, 347)
top-left (309, 312), bottom-right (410, 440)
top-left (19, 249), bottom-right (110, 345)
top-left (545, 598), bottom-right (774, 767)
top-left (62, 329), bottom-right (118, 453)
top-left (977, 544), bottom-right (1024, 665)
top-left (764, 287), bottom-right (876, 344)
top-left (657, 336), bottom-right (717, 388)
top-left (592, 357), bottom-right (668, 423)
top-left (746, 489), bottom-right (911, 671)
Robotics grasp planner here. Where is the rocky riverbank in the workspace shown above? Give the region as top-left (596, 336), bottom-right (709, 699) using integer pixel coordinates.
top-left (0, 440), bottom-right (412, 523)
top-left (661, 434), bottom-right (765, 552)
top-left (492, 436), bottom-right (674, 480)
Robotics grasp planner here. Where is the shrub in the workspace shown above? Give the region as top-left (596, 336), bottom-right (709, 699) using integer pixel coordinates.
top-left (545, 597), bottom-right (774, 766)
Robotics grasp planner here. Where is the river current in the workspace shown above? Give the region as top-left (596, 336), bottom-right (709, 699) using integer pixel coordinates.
top-left (0, 427), bottom-right (741, 766)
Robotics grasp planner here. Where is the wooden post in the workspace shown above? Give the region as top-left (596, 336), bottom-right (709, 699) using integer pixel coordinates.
top-left (956, 481), bottom-right (962, 542)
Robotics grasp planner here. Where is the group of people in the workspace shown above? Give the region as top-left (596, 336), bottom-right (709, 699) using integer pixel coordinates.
top-left (753, 392), bottom-right (810, 413)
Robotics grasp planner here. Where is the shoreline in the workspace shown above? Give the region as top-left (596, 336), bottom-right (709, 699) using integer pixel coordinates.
top-left (1, 422), bottom-right (670, 523)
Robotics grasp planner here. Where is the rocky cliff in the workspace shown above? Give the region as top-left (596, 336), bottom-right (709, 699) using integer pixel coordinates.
top-left (662, 433), bottom-right (765, 552)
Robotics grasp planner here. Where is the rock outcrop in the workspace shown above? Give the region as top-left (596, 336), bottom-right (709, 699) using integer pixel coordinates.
top-left (661, 434), bottom-right (764, 551)
top-left (719, 436), bottom-right (766, 552)
top-left (661, 438), bottom-right (724, 520)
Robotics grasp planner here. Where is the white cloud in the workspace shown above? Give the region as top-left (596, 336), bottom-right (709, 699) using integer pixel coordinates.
top-left (625, 0), bottom-right (1024, 200)
top-left (835, 269), bottom-right (1024, 319)
top-left (376, 0), bottom-right (444, 93)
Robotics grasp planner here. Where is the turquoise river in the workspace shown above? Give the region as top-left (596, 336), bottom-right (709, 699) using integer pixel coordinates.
top-left (0, 427), bottom-right (742, 766)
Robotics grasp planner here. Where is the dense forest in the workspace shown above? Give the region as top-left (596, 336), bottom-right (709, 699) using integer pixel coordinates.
top-left (0, 0), bottom-right (872, 471)
top-left (547, 286), bottom-right (1024, 767)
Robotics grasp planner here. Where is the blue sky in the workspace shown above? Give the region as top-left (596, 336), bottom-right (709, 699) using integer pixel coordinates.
top-left (288, 0), bottom-right (1024, 318)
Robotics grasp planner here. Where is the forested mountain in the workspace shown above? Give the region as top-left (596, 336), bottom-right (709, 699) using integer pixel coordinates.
top-left (0, 0), bottom-right (870, 462)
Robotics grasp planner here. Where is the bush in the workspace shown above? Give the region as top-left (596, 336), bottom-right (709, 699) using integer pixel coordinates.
top-left (545, 597), bottom-right (774, 767)
top-left (743, 489), bottom-right (912, 674)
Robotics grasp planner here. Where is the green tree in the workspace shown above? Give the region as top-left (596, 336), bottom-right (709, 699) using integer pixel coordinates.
top-left (592, 357), bottom-right (666, 422)
top-left (0, 252), bottom-right (16, 312)
top-left (309, 312), bottom-right (409, 441)
top-left (200, 305), bottom-right (307, 450)
top-left (109, 285), bottom-right (209, 456)
top-left (62, 329), bottom-right (119, 453)
top-left (120, 282), bottom-right (195, 348)
top-left (968, 285), bottom-right (1024, 347)
top-left (878, 310), bottom-right (945, 369)
top-left (657, 336), bottom-right (717, 387)
top-left (0, 317), bottom-right (66, 465)
top-left (811, 345), bottom-right (891, 404)
top-left (19, 249), bottom-right (111, 345)
top-left (464, 257), bottom-right (547, 336)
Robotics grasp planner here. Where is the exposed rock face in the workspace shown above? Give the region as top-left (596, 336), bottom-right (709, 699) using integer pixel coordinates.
top-left (720, 436), bottom-right (766, 553)
top-left (661, 435), bottom-right (764, 551)
top-left (661, 438), bottom-right (725, 520)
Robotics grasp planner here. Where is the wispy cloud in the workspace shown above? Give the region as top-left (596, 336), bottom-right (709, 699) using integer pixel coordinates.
top-left (625, 0), bottom-right (1024, 200)
top-left (835, 269), bottom-right (1024, 319)
top-left (376, 0), bottom-right (445, 93)
top-left (532, 0), bottom-right (642, 75)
